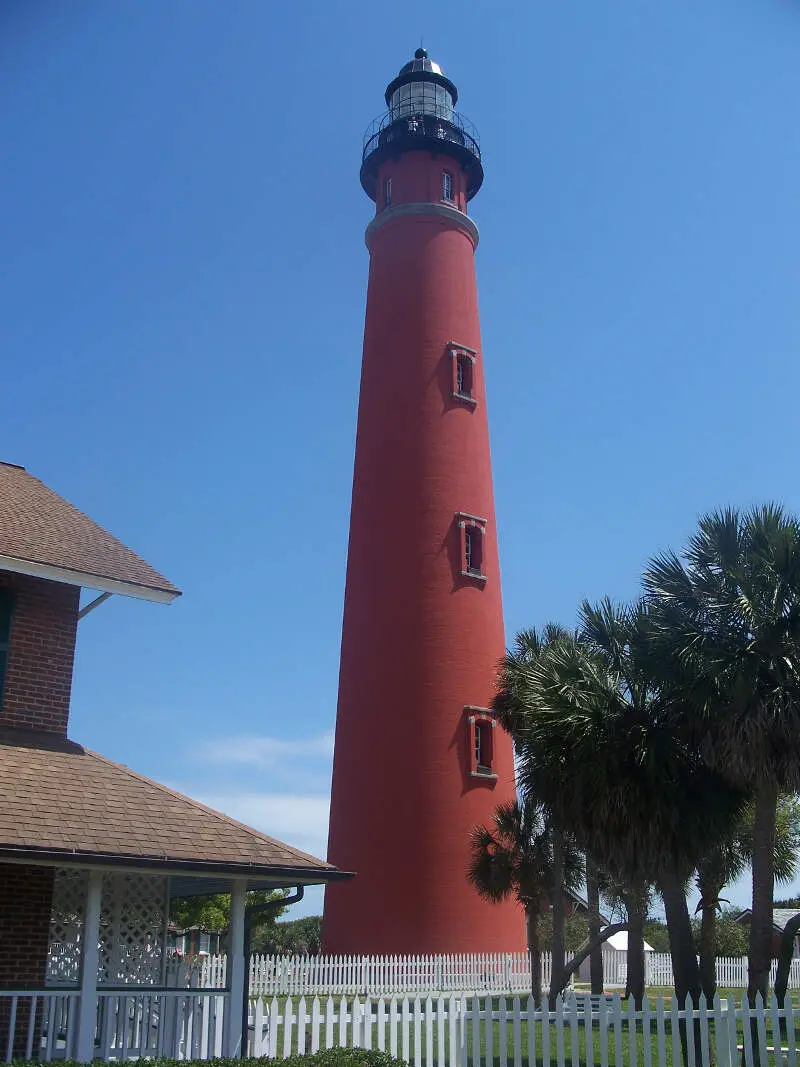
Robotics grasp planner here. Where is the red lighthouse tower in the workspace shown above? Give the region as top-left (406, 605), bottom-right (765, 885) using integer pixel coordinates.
top-left (324, 50), bottom-right (522, 954)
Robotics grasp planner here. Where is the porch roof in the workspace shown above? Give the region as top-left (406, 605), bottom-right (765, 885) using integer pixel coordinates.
top-left (0, 728), bottom-right (348, 886)
top-left (0, 462), bottom-right (180, 603)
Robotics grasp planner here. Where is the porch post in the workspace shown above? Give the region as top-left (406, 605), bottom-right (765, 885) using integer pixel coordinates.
top-left (75, 870), bottom-right (103, 1062)
top-left (223, 878), bottom-right (247, 1057)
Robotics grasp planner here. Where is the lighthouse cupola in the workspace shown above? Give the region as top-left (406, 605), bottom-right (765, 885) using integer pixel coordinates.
top-left (360, 48), bottom-right (484, 204)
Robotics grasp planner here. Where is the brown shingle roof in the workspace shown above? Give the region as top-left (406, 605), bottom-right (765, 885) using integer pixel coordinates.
top-left (0, 728), bottom-right (344, 882)
top-left (0, 463), bottom-right (179, 600)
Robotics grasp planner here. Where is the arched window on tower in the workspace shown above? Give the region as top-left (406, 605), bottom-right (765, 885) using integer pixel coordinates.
top-left (449, 343), bottom-right (478, 407)
top-left (456, 512), bottom-right (487, 581)
top-left (464, 707), bottom-right (497, 780)
top-left (384, 177), bottom-right (392, 208)
top-left (442, 170), bottom-right (454, 202)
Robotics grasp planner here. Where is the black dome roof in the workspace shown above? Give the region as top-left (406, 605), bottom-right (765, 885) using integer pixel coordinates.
top-left (384, 48), bottom-right (458, 106)
top-left (396, 47), bottom-right (447, 77)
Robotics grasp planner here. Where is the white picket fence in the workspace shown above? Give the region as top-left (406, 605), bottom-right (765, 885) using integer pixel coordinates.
top-left (190, 951), bottom-right (800, 996)
top-left (245, 953), bottom-right (555, 997)
top-left (646, 952), bottom-right (800, 990)
top-left (247, 991), bottom-right (800, 1067)
top-left (7, 988), bottom-right (800, 1064)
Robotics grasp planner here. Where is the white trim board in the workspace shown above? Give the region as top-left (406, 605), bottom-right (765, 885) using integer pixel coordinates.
top-left (0, 553), bottom-right (179, 604)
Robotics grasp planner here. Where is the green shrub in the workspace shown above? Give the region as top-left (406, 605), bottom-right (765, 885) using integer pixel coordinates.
top-left (11, 1051), bottom-right (409, 1067)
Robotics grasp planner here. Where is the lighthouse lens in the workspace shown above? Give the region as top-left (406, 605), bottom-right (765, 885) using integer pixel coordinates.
top-left (390, 81), bottom-right (453, 121)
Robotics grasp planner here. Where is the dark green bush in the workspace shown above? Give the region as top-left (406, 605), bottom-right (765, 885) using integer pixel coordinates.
top-left (11, 1051), bottom-right (409, 1067)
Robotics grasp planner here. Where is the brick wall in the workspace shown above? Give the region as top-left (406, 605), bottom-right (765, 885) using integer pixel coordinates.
top-left (0, 863), bottom-right (54, 1054)
top-left (0, 863), bottom-right (54, 988)
top-left (0, 573), bottom-right (79, 736)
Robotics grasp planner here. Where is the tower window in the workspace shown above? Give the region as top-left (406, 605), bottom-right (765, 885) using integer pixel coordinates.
top-left (0, 590), bottom-right (12, 711)
top-left (464, 527), bottom-right (481, 575)
top-left (442, 171), bottom-right (454, 202)
top-left (475, 722), bottom-right (485, 767)
top-left (384, 177), bottom-right (392, 208)
top-left (465, 707), bottom-right (497, 780)
top-left (449, 343), bottom-right (478, 406)
top-left (456, 513), bottom-right (488, 581)
top-left (456, 355), bottom-right (472, 397)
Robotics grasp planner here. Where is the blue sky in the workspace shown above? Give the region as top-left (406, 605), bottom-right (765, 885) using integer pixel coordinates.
top-left (3, 0), bottom-right (800, 920)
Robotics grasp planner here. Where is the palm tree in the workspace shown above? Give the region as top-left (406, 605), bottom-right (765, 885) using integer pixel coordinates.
top-left (493, 625), bottom-right (578, 997)
top-left (467, 797), bottom-right (583, 1003)
top-left (644, 505), bottom-right (800, 1003)
top-left (695, 794), bottom-right (800, 1000)
top-left (500, 600), bottom-right (743, 1007)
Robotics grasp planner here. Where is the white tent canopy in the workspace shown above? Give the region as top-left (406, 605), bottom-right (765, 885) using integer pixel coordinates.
top-left (602, 929), bottom-right (655, 953)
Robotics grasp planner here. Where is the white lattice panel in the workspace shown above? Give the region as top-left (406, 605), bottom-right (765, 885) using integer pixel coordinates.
top-left (46, 868), bottom-right (88, 987)
top-left (47, 868), bottom-right (168, 987)
top-left (98, 872), bottom-right (167, 986)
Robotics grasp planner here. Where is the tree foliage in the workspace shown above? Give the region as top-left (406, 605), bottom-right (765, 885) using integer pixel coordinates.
top-left (468, 796), bottom-right (583, 1002)
top-left (170, 889), bottom-right (288, 937)
top-left (497, 600), bottom-right (743, 1005)
top-left (252, 916), bottom-right (322, 956)
top-left (645, 504), bottom-right (800, 1003)
top-left (537, 913), bottom-right (590, 953)
top-left (493, 503), bottom-right (800, 1016)
top-left (690, 910), bottom-right (750, 958)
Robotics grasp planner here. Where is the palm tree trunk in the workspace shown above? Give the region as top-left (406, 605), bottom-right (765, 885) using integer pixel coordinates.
top-left (586, 855), bottom-right (604, 995)
top-left (526, 904), bottom-right (543, 1005)
top-left (660, 865), bottom-right (701, 1005)
top-left (549, 825), bottom-right (566, 1006)
top-left (660, 864), bottom-right (703, 1067)
top-left (623, 887), bottom-right (647, 1008)
top-left (696, 868), bottom-right (721, 1002)
top-left (748, 783), bottom-right (778, 1005)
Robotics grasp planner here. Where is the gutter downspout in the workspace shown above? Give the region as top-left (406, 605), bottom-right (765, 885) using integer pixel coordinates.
top-left (240, 886), bottom-right (305, 1057)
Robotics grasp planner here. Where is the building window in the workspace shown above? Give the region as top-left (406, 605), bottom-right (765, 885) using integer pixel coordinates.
top-left (0, 591), bottom-right (12, 709)
top-left (456, 355), bottom-right (472, 397)
top-left (465, 707), bottom-right (497, 780)
top-left (456, 513), bottom-right (488, 581)
top-left (474, 721), bottom-right (485, 766)
top-left (465, 527), bottom-right (482, 575)
top-left (449, 343), bottom-right (478, 406)
top-left (384, 177), bottom-right (392, 208)
top-left (442, 171), bottom-right (454, 202)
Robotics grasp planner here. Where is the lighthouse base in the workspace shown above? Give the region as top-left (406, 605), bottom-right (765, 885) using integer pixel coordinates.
top-left (322, 877), bottom-right (525, 956)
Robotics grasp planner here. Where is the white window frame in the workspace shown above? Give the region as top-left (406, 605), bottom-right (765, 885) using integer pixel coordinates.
top-left (442, 170), bottom-right (454, 202)
top-left (448, 343), bottom-right (478, 407)
top-left (455, 512), bottom-right (488, 582)
top-left (465, 706), bottom-right (498, 780)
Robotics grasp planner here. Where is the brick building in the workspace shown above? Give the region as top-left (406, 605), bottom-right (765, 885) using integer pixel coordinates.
top-left (0, 461), bottom-right (349, 1061)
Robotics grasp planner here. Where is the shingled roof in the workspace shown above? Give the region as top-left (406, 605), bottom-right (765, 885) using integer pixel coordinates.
top-left (0, 462), bottom-right (180, 603)
top-left (0, 728), bottom-right (346, 885)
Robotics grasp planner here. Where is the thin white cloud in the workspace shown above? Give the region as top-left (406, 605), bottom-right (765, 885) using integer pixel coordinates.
top-left (193, 732), bottom-right (334, 769)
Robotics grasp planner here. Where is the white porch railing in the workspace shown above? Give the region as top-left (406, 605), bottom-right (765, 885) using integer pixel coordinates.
top-left (1, 991), bottom-right (81, 1061)
top-left (0, 989), bottom-right (229, 1063)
